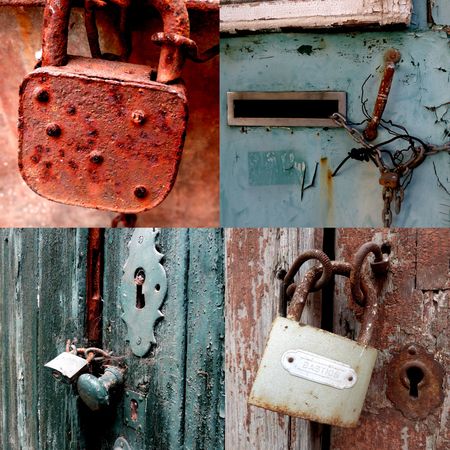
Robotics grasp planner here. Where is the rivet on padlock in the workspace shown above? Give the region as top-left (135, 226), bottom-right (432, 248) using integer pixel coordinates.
top-left (18, 0), bottom-right (190, 213)
top-left (249, 246), bottom-right (388, 428)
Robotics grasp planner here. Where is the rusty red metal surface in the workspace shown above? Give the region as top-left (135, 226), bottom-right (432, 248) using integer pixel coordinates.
top-left (86, 228), bottom-right (104, 345)
top-left (18, 57), bottom-right (188, 213)
top-left (0, 0), bottom-right (219, 10)
top-left (386, 344), bottom-right (444, 420)
top-left (19, 0), bottom-right (192, 213)
top-left (363, 48), bottom-right (401, 141)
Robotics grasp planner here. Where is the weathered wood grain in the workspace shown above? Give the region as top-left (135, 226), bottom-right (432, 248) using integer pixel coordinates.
top-left (332, 228), bottom-right (450, 450)
top-left (102, 228), bottom-right (225, 449)
top-left (0, 229), bottom-right (88, 450)
top-left (225, 228), bottom-right (324, 450)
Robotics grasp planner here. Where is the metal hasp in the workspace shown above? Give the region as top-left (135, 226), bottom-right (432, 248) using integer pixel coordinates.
top-left (18, 0), bottom-right (190, 213)
top-left (121, 228), bottom-right (167, 357)
top-left (386, 344), bottom-right (444, 420)
top-left (363, 48), bottom-right (401, 141)
top-left (249, 244), bottom-right (389, 427)
top-left (77, 366), bottom-right (125, 411)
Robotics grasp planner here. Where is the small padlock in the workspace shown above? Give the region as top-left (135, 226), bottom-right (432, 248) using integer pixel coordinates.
top-left (249, 251), bottom-right (382, 428)
top-left (44, 351), bottom-right (89, 383)
top-left (378, 171), bottom-right (399, 189)
top-left (18, 0), bottom-right (190, 213)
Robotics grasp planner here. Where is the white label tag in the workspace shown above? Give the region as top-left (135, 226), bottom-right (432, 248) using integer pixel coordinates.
top-left (281, 349), bottom-right (357, 389)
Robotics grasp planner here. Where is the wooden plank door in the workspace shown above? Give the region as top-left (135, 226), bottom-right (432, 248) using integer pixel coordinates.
top-left (225, 228), bottom-right (449, 450)
top-left (0, 228), bottom-right (225, 450)
top-left (225, 228), bottom-right (326, 450)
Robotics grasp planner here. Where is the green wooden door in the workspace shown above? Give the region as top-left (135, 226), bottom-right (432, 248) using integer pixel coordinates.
top-left (0, 228), bottom-right (224, 450)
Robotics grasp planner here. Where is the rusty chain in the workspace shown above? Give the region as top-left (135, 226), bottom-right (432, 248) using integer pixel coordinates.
top-left (331, 112), bottom-right (450, 226)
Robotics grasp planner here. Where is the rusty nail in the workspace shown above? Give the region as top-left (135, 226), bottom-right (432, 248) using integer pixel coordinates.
top-left (66, 105), bottom-right (76, 115)
top-left (131, 110), bottom-right (146, 124)
top-left (35, 88), bottom-right (49, 103)
top-left (90, 154), bottom-right (104, 164)
top-left (46, 123), bottom-right (61, 137)
top-left (134, 186), bottom-right (148, 199)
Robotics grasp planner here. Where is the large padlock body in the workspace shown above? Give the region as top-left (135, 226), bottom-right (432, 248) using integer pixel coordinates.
top-left (249, 317), bottom-right (377, 427)
top-left (19, 56), bottom-right (188, 213)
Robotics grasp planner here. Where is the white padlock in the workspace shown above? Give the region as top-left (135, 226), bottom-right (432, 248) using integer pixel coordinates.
top-left (249, 249), bottom-right (384, 428)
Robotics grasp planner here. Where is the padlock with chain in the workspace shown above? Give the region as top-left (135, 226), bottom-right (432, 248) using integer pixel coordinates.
top-left (18, 0), bottom-right (194, 214)
top-left (249, 244), bottom-right (389, 427)
top-left (45, 340), bottom-right (125, 411)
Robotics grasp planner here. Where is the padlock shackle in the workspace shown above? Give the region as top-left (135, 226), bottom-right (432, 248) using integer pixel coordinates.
top-left (283, 250), bottom-right (333, 299)
top-left (287, 260), bottom-right (379, 347)
top-left (41, 0), bottom-right (190, 83)
top-left (351, 242), bottom-right (388, 305)
top-left (151, 0), bottom-right (190, 83)
top-left (41, 0), bottom-right (71, 67)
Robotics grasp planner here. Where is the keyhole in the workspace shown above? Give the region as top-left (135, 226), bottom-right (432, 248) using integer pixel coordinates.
top-left (406, 366), bottom-right (424, 398)
top-left (135, 268), bottom-right (145, 309)
top-left (130, 399), bottom-right (138, 421)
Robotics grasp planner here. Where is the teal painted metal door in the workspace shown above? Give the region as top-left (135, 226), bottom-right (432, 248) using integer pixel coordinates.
top-left (220, 0), bottom-right (449, 228)
top-left (0, 228), bottom-right (224, 450)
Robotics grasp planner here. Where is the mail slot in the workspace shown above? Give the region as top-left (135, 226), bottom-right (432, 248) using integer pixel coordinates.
top-left (227, 91), bottom-right (346, 127)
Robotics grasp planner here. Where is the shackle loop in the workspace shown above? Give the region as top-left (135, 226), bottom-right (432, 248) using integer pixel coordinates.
top-left (282, 250), bottom-right (333, 301)
top-left (41, 0), bottom-right (191, 84)
top-left (350, 242), bottom-right (389, 306)
top-left (285, 242), bottom-right (389, 346)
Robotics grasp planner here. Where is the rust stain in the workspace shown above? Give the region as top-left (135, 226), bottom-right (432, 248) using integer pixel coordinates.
top-left (320, 157), bottom-right (334, 225)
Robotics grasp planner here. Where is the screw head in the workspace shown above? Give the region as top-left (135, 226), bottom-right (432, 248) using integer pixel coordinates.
top-left (134, 186), bottom-right (148, 199)
top-left (35, 88), bottom-right (49, 103)
top-left (89, 153), bottom-right (104, 164)
top-left (131, 110), bottom-right (146, 124)
top-left (46, 123), bottom-right (61, 137)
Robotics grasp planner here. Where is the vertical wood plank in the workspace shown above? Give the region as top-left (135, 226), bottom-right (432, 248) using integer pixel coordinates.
top-left (184, 228), bottom-right (225, 450)
top-left (37, 228), bottom-right (88, 450)
top-left (332, 228), bottom-right (450, 450)
top-left (225, 228), bottom-right (323, 450)
top-left (102, 228), bottom-right (190, 449)
top-left (0, 229), bottom-right (88, 450)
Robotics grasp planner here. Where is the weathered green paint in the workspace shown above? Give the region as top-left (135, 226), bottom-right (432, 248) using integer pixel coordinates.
top-left (220, 0), bottom-right (449, 227)
top-left (101, 228), bottom-right (225, 449)
top-left (0, 228), bottom-right (225, 450)
top-left (0, 229), bottom-right (88, 450)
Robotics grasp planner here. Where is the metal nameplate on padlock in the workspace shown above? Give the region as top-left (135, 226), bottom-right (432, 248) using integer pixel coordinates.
top-left (249, 247), bottom-right (388, 428)
top-left (281, 349), bottom-right (358, 389)
top-left (44, 352), bottom-right (89, 383)
top-left (18, 0), bottom-right (190, 213)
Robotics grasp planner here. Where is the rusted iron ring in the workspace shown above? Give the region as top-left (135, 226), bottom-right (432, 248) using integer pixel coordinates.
top-left (283, 250), bottom-right (333, 298)
top-left (351, 242), bottom-right (388, 306)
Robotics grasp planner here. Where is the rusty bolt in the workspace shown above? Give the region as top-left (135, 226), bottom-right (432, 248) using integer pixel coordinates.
top-left (46, 123), bottom-right (61, 137)
top-left (35, 88), bottom-right (49, 103)
top-left (89, 153), bottom-right (104, 165)
top-left (134, 186), bottom-right (148, 199)
top-left (131, 110), bottom-right (146, 125)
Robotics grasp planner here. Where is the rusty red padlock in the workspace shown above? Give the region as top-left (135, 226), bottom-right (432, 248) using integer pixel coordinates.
top-left (18, 0), bottom-right (191, 213)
